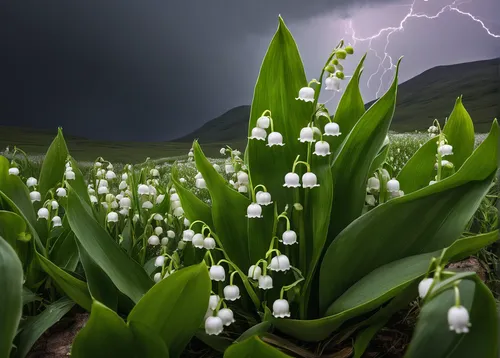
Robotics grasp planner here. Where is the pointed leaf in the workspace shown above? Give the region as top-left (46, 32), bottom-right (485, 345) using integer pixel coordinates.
top-left (38, 128), bottom-right (69, 199)
top-left (224, 336), bottom-right (292, 358)
top-left (0, 210), bottom-right (29, 248)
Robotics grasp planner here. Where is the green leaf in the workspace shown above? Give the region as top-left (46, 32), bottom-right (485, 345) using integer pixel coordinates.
top-left (405, 277), bottom-right (498, 358)
top-left (398, 97), bottom-right (475, 194)
top-left (76, 240), bottom-right (118, 312)
top-left (128, 262), bottom-right (211, 358)
top-left (331, 54), bottom-right (367, 155)
top-left (246, 16), bottom-right (310, 211)
top-left (16, 297), bottom-right (74, 358)
top-left (0, 236), bottom-right (23, 358)
top-left (71, 301), bottom-right (170, 358)
top-left (0, 210), bottom-right (29, 248)
top-left (369, 142), bottom-right (390, 175)
top-left (328, 58), bottom-right (401, 240)
top-left (224, 336), bottom-right (292, 358)
top-left (319, 120), bottom-right (498, 313)
top-left (66, 185), bottom-right (152, 303)
top-left (22, 286), bottom-right (41, 305)
top-left (193, 141), bottom-right (251, 269)
top-left (235, 321), bottom-right (272, 343)
top-left (38, 128), bottom-right (69, 199)
top-left (36, 251), bottom-right (92, 311)
top-left (441, 230), bottom-right (499, 262)
top-left (50, 231), bottom-right (79, 271)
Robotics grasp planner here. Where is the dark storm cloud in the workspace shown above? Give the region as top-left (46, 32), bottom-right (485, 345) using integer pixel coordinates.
top-left (0, 0), bottom-right (400, 141)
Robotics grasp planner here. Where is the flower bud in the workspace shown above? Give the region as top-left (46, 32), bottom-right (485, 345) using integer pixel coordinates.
top-left (345, 45), bottom-right (354, 54)
top-left (336, 49), bottom-right (347, 59)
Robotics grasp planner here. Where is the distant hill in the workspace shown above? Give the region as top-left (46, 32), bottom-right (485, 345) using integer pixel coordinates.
top-left (174, 57), bottom-right (499, 143)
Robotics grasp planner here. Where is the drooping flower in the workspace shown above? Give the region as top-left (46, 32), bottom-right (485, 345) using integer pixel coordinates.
top-left (204, 237), bottom-right (216, 250)
top-left (209, 294), bottom-right (220, 310)
top-left (107, 212), bottom-right (119, 223)
top-left (237, 171), bottom-right (249, 185)
top-left (8, 167), bottom-right (20, 176)
top-left (438, 144), bottom-right (453, 157)
top-left (192, 233), bottom-right (205, 249)
top-left (313, 141), bottom-right (331, 156)
top-left (183, 229), bottom-right (195, 242)
top-left (26, 177), bottom-right (38, 187)
top-left (246, 203), bottom-right (262, 218)
top-left (209, 265), bottom-right (226, 281)
top-left (30, 191), bottom-right (41, 202)
top-left (119, 197), bottom-right (131, 209)
top-left (448, 305), bottom-right (471, 334)
top-left (367, 177), bottom-right (380, 193)
top-left (156, 194), bottom-right (165, 204)
top-left (256, 191), bottom-right (272, 206)
top-left (272, 299), bottom-right (291, 318)
top-left (223, 285), bottom-right (241, 301)
top-left (196, 178), bottom-right (207, 189)
top-left (65, 170), bottom-right (76, 180)
top-left (256, 115), bottom-right (270, 129)
top-left (296, 86), bottom-right (315, 102)
top-left (302, 172), bottom-right (320, 188)
top-left (161, 237), bottom-right (169, 246)
top-left (142, 201), bottom-right (153, 209)
top-left (325, 76), bottom-right (341, 91)
top-left (51, 215), bottom-right (62, 227)
top-left (148, 235), bottom-right (160, 246)
top-left (283, 172), bottom-right (301, 188)
top-left (153, 272), bottom-right (162, 283)
top-left (225, 164), bottom-right (235, 174)
top-left (386, 178), bottom-right (400, 193)
top-left (282, 230), bottom-right (298, 245)
top-left (238, 185), bottom-right (248, 193)
top-left (217, 308), bottom-right (235, 326)
top-left (298, 127), bottom-right (315, 143)
top-left (37, 208), bottom-right (50, 220)
top-left (56, 187), bottom-right (67, 197)
top-left (324, 122), bottom-right (341, 136)
top-left (268, 254), bottom-right (291, 272)
top-left (418, 278), bottom-right (434, 298)
top-left (205, 316), bottom-right (224, 336)
top-left (138, 184), bottom-right (150, 196)
top-left (249, 127), bottom-right (267, 141)
top-left (267, 132), bottom-right (285, 147)
top-left (51, 200), bottom-right (59, 210)
top-left (167, 230), bottom-right (175, 239)
top-left (247, 265), bottom-right (262, 280)
top-left (154, 255), bottom-right (165, 267)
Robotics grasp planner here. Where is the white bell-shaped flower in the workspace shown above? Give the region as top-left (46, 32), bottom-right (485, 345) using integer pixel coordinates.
top-left (209, 265), bottom-right (226, 281)
top-left (51, 215), bottom-right (62, 227)
top-left (101, 202), bottom-right (109, 210)
top-left (121, 173), bottom-right (128, 180)
top-left (150, 169), bottom-right (160, 177)
top-left (237, 171), bottom-right (249, 185)
top-left (367, 177), bottom-right (380, 193)
top-left (161, 237), bottom-right (169, 246)
top-left (170, 193), bottom-right (180, 202)
top-left (156, 194), bottom-right (165, 204)
top-left (298, 127), bottom-right (315, 143)
top-left (204, 237), bottom-right (216, 250)
top-left (302, 172), bottom-right (319, 188)
top-left (272, 299), bottom-right (291, 318)
top-left (173, 206), bottom-right (184, 217)
top-left (111, 201), bottom-right (119, 210)
top-left (267, 132), bottom-right (285, 147)
top-left (90, 195), bottom-right (98, 204)
top-left (325, 76), bottom-right (341, 91)
top-left (184, 218), bottom-right (190, 227)
top-left (246, 203), bottom-right (262, 218)
top-left (183, 229), bottom-right (194, 242)
top-left (119, 208), bottom-right (130, 216)
top-left (94, 162), bottom-right (102, 168)
top-left (386, 178), bottom-right (400, 193)
top-left (205, 316), bottom-right (223, 336)
top-left (249, 127), bottom-right (267, 141)
top-left (30, 191), bottom-right (41, 202)
top-left (51, 200), bottom-right (59, 210)
top-left (98, 179), bottom-right (108, 188)
top-left (192, 233), bottom-right (205, 249)
top-left (365, 194), bottom-right (376, 206)
top-left (255, 191), bottom-right (271, 206)
top-left (119, 181), bottom-right (128, 190)
top-left (97, 186), bottom-right (109, 195)
top-left (238, 185), bottom-right (248, 193)
top-left (166, 230), bottom-right (175, 238)
top-left (177, 241), bottom-right (186, 250)
top-left (65, 170), bottom-right (76, 180)
top-left (256, 116), bottom-right (270, 129)
top-left (196, 178), bottom-right (207, 189)
top-left (142, 201), bottom-right (153, 209)
top-left (448, 305), bottom-right (471, 334)
top-left (148, 235), bottom-right (160, 246)
top-left (149, 185), bottom-right (157, 196)
top-left (37, 208), bottom-right (50, 220)
top-left (8, 167), bottom-right (20, 176)
top-left (171, 200), bottom-right (182, 210)
top-left (213, 163), bottom-right (221, 172)
top-left (223, 285), bottom-right (241, 301)
top-left (105, 171), bottom-right (116, 180)
top-left (269, 254), bottom-right (291, 272)
top-left (324, 122), bottom-right (341, 137)
top-left (115, 193), bottom-right (124, 201)
top-left (217, 308), bottom-right (235, 326)
top-left (296, 87), bottom-right (315, 102)
top-left (283, 172), bottom-right (301, 188)
top-left (107, 212), bottom-right (119, 223)
top-left (153, 272), bottom-right (162, 283)
top-left (154, 255), bottom-right (165, 267)
top-left (258, 275), bottom-right (273, 290)
top-left (282, 230), bottom-right (298, 245)
top-left (418, 278), bottom-right (434, 298)
top-left (248, 265), bottom-right (262, 280)
top-left (438, 144), bottom-right (453, 157)
top-left (390, 190), bottom-right (404, 198)
top-left (153, 213), bottom-right (163, 221)
top-left (225, 164), bottom-right (235, 174)
top-left (56, 187), bottom-right (67, 197)
top-left (313, 141), bottom-right (331, 156)
top-left (107, 163), bottom-right (113, 170)
top-left (209, 294), bottom-right (220, 310)
top-left (119, 197), bottom-right (131, 209)
top-left (26, 177), bottom-right (38, 187)
top-left (138, 184), bottom-right (150, 195)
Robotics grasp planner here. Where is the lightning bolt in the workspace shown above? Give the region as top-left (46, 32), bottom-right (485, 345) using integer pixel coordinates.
top-left (346, 0), bottom-right (500, 98)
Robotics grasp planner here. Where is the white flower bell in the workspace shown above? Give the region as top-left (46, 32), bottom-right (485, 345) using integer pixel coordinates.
top-left (51, 200), bottom-right (59, 210)
top-left (386, 178), bottom-right (400, 193)
top-left (283, 172), bottom-right (301, 188)
top-left (256, 191), bottom-right (272, 206)
top-left (153, 227), bottom-right (163, 237)
top-left (246, 203), bottom-right (262, 218)
top-left (302, 172), bottom-right (319, 188)
top-left (196, 178), bottom-right (207, 189)
top-left (119, 197), bottom-right (131, 209)
top-left (205, 316), bottom-right (223, 336)
top-left (37, 208), bottom-right (50, 220)
top-left (170, 193), bottom-right (180, 202)
top-left (97, 186), bottom-right (109, 195)
top-left (30, 191), bottom-right (41, 202)
top-left (148, 235), bottom-right (160, 246)
top-left (237, 171), bottom-right (249, 185)
top-left (105, 171), bottom-right (116, 180)
top-left (418, 278), bottom-right (433, 298)
top-left (184, 218), bottom-right (190, 227)
top-left (367, 177), bottom-right (380, 193)
top-left (267, 132), bottom-right (285, 147)
top-left (8, 167), bottom-right (20, 176)
top-left (209, 294), bottom-right (220, 310)
top-left (156, 194), bottom-right (165, 204)
top-left (225, 164), bottom-right (235, 174)
top-left (138, 184), bottom-right (150, 195)
top-left (324, 122), bottom-right (341, 136)
top-left (183, 229), bottom-right (195, 242)
top-left (153, 213), bottom-right (163, 221)
top-left (51, 216), bottom-right (62, 227)
top-left (161, 237), bottom-right (169, 246)
top-left (56, 187), bottom-right (67, 197)
top-left (238, 185), bottom-right (248, 193)
top-left (448, 305), bottom-right (471, 334)
top-left (153, 272), bottom-right (162, 283)
top-left (217, 308), bottom-right (235, 326)
top-left (142, 201), bottom-right (153, 209)
top-left (296, 87), bottom-right (315, 102)
top-left (325, 76), bottom-right (341, 91)
top-left (249, 127), bottom-right (267, 141)
top-left (313, 141), bottom-right (331, 157)
top-left (192, 233), bottom-right (205, 249)
top-left (65, 171), bottom-right (76, 180)
top-left (90, 195), bottom-right (98, 204)
top-left (204, 237), bottom-right (216, 250)
top-left (269, 254), bottom-right (291, 272)
top-left (119, 181), bottom-right (128, 190)
top-left (247, 265), bottom-right (262, 280)
top-left (298, 127), bottom-right (315, 143)
top-left (256, 116), bottom-right (270, 129)
top-left (167, 230), bottom-right (175, 239)
top-left (154, 255), bottom-right (165, 267)
top-left (26, 177), bottom-right (38, 187)
top-left (171, 200), bottom-right (182, 209)
top-left (438, 144), bottom-right (453, 157)
top-left (223, 285), bottom-right (241, 301)
top-left (209, 265), bottom-right (226, 281)
top-left (282, 230), bottom-right (298, 245)
top-left (258, 275), bottom-right (273, 290)
top-left (107, 212), bottom-right (119, 223)
top-left (272, 299), bottom-right (291, 318)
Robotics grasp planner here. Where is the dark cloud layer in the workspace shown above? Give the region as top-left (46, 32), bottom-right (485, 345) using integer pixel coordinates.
top-left (1, 0), bottom-right (498, 140)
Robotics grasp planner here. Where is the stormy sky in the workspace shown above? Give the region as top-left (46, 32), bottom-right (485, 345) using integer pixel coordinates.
top-left (1, 0), bottom-right (499, 141)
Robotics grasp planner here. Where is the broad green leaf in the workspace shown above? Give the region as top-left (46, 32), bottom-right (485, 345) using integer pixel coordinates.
top-left (331, 54), bottom-right (367, 154)
top-left (66, 185), bottom-right (152, 303)
top-left (195, 331), bottom-right (232, 353)
top-left (0, 210), bottom-right (29, 248)
top-left (319, 121), bottom-right (498, 313)
top-left (405, 277), bottom-right (498, 358)
top-left (246, 16), bottom-right (310, 212)
top-left (235, 321), bottom-right (272, 343)
top-left (71, 301), bottom-right (170, 358)
top-left (50, 231), bottom-right (79, 271)
top-left (328, 59), bottom-right (401, 240)
top-left (128, 262), bottom-right (211, 358)
top-left (0, 236), bottom-right (23, 358)
top-left (38, 128), bottom-right (69, 199)
top-left (36, 252), bottom-right (92, 311)
top-left (224, 336), bottom-right (292, 358)
top-left (193, 141), bottom-right (251, 269)
top-left (441, 230), bottom-right (499, 262)
top-left (369, 142), bottom-right (390, 175)
top-left (16, 297), bottom-right (74, 358)
top-left (398, 97), bottom-right (475, 194)
top-left (76, 240), bottom-right (118, 311)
